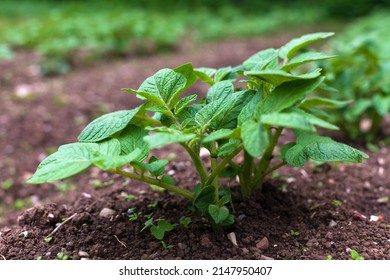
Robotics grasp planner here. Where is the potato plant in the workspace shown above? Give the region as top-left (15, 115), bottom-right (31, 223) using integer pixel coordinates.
top-left (28, 32), bottom-right (368, 226)
top-left (321, 15), bottom-right (390, 142)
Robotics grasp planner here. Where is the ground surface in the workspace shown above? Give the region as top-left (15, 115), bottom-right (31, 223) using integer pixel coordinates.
top-left (0, 31), bottom-right (389, 260)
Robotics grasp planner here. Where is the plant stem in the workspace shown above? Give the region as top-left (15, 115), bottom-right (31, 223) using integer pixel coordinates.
top-left (113, 168), bottom-right (194, 200)
top-left (210, 141), bottom-right (219, 203)
top-left (240, 150), bottom-right (254, 196)
top-left (249, 127), bottom-right (283, 193)
top-left (206, 144), bottom-right (244, 186)
top-left (180, 143), bottom-right (208, 185)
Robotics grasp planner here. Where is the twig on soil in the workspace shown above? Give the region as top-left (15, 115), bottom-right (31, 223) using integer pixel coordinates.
top-left (114, 235), bottom-right (127, 248)
top-left (46, 213), bottom-right (77, 238)
top-left (0, 254), bottom-right (6, 260)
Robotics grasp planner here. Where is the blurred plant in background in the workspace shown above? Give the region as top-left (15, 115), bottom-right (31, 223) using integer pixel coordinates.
top-left (1, 0), bottom-right (389, 75)
top-left (321, 12), bottom-right (390, 142)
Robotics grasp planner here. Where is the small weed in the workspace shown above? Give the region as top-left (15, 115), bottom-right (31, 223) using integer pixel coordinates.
top-left (350, 249), bottom-right (364, 260)
top-left (291, 230), bottom-right (300, 237)
top-left (179, 216), bottom-right (191, 228)
top-left (1, 178), bottom-right (14, 190)
top-left (56, 252), bottom-right (71, 260)
top-left (123, 194), bottom-right (136, 201)
top-left (36, 256), bottom-right (43, 260)
top-left (55, 182), bottom-right (77, 192)
top-left (44, 237), bottom-right (53, 243)
top-left (14, 199), bottom-right (28, 210)
top-left (271, 172), bottom-right (281, 179)
top-left (326, 255), bottom-right (333, 260)
top-left (279, 185), bottom-right (288, 192)
top-left (147, 200), bottom-right (159, 208)
top-left (331, 199), bottom-right (342, 207)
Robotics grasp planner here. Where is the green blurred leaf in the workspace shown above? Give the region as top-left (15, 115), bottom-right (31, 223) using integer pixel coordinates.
top-left (243, 48), bottom-right (278, 70)
top-left (246, 68), bottom-right (322, 87)
top-left (279, 32), bottom-right (334, 59)
top-left (203, 128), bottom-right (236, 143)
top-left (282, 51), bottom-right (337, 71)
top-left (257, 77), bottom-right (324, 115)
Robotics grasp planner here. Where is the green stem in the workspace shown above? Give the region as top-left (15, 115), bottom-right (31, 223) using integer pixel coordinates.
top-left (250, 127), bottom-right (283, 193)
top-left (206, 144), bottom-right (244, 186)
top-left (113, 168), bottom-right (194, 200)
top-left (210, 141), bottom-right (219, 203)
top-left (181, 143), bottom-right (208, 185)
top-left (240, 150), bottom-right (254, 196)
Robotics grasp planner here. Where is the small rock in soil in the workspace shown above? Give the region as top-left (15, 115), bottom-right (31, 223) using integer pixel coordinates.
top-left (256, 237), bottom-right (270, 251)
top-left (352, 211), bottom-right (367, 221)
top-left (306, 239), bottom-right (319, 247)
top-left (78, 251), bottom-right (90, 257)
top-left (329, 220), bottom-right (338, 227)
top-left (201, 235), bottom-right (213, 248)
top-left (260, 255), bottom-right (274, 260)
top-left (227, 232), bottom-right (238, 247)
top-left (99, 208), bottom-right (117, 219)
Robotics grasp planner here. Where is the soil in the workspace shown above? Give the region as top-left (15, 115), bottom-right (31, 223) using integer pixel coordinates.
top-left (1, 30), bottom-right (390, 260)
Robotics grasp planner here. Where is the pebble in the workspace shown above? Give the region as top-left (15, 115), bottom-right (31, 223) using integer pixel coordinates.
top-left (260, 255), bottom-right (274, 260)
top-left (255, 237), bottom-right (270, 251)
top-left (99, 208), bottom-right (117, 218)
top-left (306, 238), bottom-right (319, 247)
top-left (78, 251), bottom-right (90, 257)
top-left (201, 236), bottom-right (213, 248)
top-left (328, 220), bottom-right (338, 227)
top-left (227, 232), bottom-right (238, 247)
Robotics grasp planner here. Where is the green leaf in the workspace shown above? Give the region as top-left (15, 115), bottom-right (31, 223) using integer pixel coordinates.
top-left (203, 129), bottom-right (236, 143)
top-left (161, 175), bottom-right (175, 185)
top-left (78, 106), bottom-right (142, 142)
top-left (174, 94), bottom-right (198, 115)
top-left (282, 52), bottom-right (337, 71)
top-left (194, 186), bottom-right (215, 213)
top-left (218, 139), bottom-right (240, 157)
top-left (147, 105), bottom-right (173, 117)
top-left (241, 120), bottom-right (269, 157)
top-left (124, 68), bottom-right (186, 108)
top-left (279, 32), bottom-right (335, 60)
top-left (93, 148), bottom-right (141, 170)
top-left (150, 225), bottom-right (164, 240)
top-left (243, 48), bottom-right (278, 70)
top-left (208, 204), bottom-right (229, 224)
top-left (284, 133), bottom-right (369, 167)
top-left (27, 143), bottom-right (98, 184)
top-left (206, 81), bottom-right (234, 103)
top-left (97, 138), bottom-right (121, 156)
top-left (214, 66), bottom-right (233, 82)
top-left (137, 157), bottom-right (169, 177)
top-left (345, 99), bottom-right (372, 121)
top-left (289, 108), bottom-right (339, 130)
top-left (237, 89), bottom-right (262, 126)
top-left (144, 133), bottom-right (196, 149)
top-left (174, 63), bottom-right (197, 91)
top-left (373, 95), bottom-right (390, 116)
top-left (257, 77), bottom-right (324, 115)
top-left (245, 68), bottom-right (322, 87)
top-left (195, 67), bottom-right (216, 85)
top-left (117, 125), bottom-right (149, 160)
top-left (299, 97), bottom-right (351, 108)
top-left (157, 220), bottom-right (175, 231)
top-left (196, 90), bottom-right (252, 129)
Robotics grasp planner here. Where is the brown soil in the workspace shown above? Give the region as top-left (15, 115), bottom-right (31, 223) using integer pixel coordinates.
top-left (1, 31), bottom-right (390, 260)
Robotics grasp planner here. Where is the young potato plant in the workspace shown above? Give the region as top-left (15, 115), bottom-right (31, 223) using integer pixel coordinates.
top-left (321, 17), bottom-right (390, 142)
top-left (28, 32), bottom-right (368, 226)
